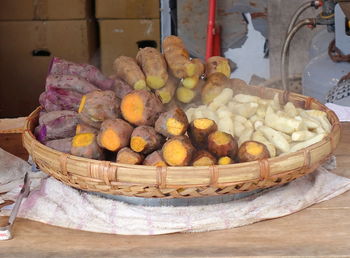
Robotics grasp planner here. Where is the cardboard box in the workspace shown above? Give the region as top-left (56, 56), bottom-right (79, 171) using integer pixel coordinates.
top-left (96, 0), bottom-right (160, 19)
top-left (0, 0), bottom-right (92, 20)
top-left (99, 19), bottom-right (160, 75)
top-left (0, 20), bottom-right (97, 118)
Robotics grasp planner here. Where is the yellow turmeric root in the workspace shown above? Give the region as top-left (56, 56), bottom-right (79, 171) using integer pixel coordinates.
top-left (155, 107), bottom-right (189, 137)
top-left (191, 150), bottom-right (217, 166)
top-left (136, 47), bottom-right (168, 89)
top-left (116, 147), bottom-right (144, 165)
top-left (208, 131), bottom-right (238, 158)
top-left (162, 135), bottom-right (195, 166)
top-left (120, 90), bottom-right (164, 126)
top-left (143, 151), bottom-right (167, 167)
top-left (97, 119), bottom-right (133, 152)
top-left (113, 56), bottom-right (146, 90)
top-left (163, 36), bottom-right (196, 79)
top-left (130, 125), bottom-right (164, 154)
top-left (71, 133), bottom-right (104, 160)
top-left (188, 118), bottom-right (218, 148)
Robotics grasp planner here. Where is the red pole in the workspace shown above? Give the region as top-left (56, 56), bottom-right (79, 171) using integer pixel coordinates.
top-left (205, 0), bottom-right (216, 60)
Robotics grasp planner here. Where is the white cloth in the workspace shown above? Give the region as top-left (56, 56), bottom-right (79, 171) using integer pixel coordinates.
top-left (1, 150), bottom-right (350, 235)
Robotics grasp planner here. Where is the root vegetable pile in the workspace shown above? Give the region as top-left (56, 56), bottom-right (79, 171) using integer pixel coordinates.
top-left (36, 35), bottom-right (332, 168)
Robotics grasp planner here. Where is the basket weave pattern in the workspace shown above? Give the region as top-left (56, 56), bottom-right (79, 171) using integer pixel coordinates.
top-left (22, 85), bottom-right (341, 198)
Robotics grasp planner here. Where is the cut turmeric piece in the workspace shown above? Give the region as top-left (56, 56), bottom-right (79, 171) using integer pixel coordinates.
top-left (162, 136), bottom-right (194, 166)
top-left (188, 118), bottom-right (217, 148)
top-left (237, 141), bottom-right (270, 162)
top-left (97, 119), bottom-right (133, 152)
top-left (121, 90), bottom-right (164, 126)
top-left (72, 133), bottom-right (94, 147)
top-left (155, 108), bottom-right (189, 137)
top-left (130, 126), bottom-right (164, 154)
top-left (218, 156), bottom-right (233, 165)
top-left (191, 150), bottom-right (217, 166)
top-left (208, 131), bottom-right (238, 158)
top-left (116, 147), bottom-right (143, 165)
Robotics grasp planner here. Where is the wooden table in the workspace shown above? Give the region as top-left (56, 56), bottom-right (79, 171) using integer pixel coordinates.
top-left (1, 124), bottom-right (350, 257)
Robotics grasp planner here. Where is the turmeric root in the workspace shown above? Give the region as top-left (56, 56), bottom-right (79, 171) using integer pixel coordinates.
top-left (237, 141), bottom-right (270, 162)
top-left (78, 90), bottom-right (120, 128)
top-left (136, 47), bottom-right (168, 89)
top-left (218, 156), bottom-right (234, 165)
top-left (97, 119), bottom-right (134, 152)
top-left (113, 56), bottom-right (146, 90)
top-left (143, 151), bottom-right (167, 167)
top-left (155, 107), bottom-right (189, 137)
top-left (130, 126), bottom-right (164, 154)
top-left (201, 72), bottom-right (230, 104)
top-left (163, 36), bottom-right (196, 78)
top-left (182, 58), bottom-right (205, 89)
top-left (120, 90), bottom-right (164, 126)
top-left (208, 131), bottom-right (238, 158)
top-left (155, 75), bottom-right (179, 104)
top-left (71, 133), bottom-right (104, 160)
top-left (162, 135), bottom-right (195, 166)
top-left (191, 150), bottom-right (217, 166)
top-left (188, 118), bottom-right (218, 148)
top-left (206, 56), bottom-right (231, 78)
top-left (116, 147), bottom-right (143, 165)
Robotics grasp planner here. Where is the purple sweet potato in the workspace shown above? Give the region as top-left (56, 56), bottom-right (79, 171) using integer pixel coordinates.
top-left (45, 137), bottom-right (73, 153)
top-left (39, 110), bottom-right (77, 125)
top-left (71, 133), bottom-right (105, 160)
top-left (39, 92), bottom-right (61, 112)
top-left (45, 74), bottom-right (98, 94)
top-left (34, 113), bottom-right (79, 142)
top-left (49, 57), bottom-right (114, 90)
top-left (44, 87), bottom-right (83, 111)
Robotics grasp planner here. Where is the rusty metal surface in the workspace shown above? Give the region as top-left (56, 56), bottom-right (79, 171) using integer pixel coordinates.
top-left (177, 0), bottom-right (267, 59)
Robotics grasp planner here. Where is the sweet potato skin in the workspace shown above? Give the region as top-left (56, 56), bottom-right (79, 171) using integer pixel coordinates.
top-left (97, 118), bottom-right (134, 152)
top-left (206, 56), bottom-right (231, 78)
top-left (45, 74), bottom-right (98, 94)
top-left (188, 118), bottom-right (218, 149)
top-left (116, 147), bottom-right (144, 165)
top-left (136, 47), bottom-right (168, 89)
top-left (45, 137), bottom-right (72, 153)
top-left (112, 78), bottom-right (134, 99)
top-left (35, 112), bottom-right (78, 142)
top-left (120, 90), bottom-right (164, 126)
top-left (40, 87), bottom-right (82, 111)
top-left (78, 90), bottom-right (120, 128)
top-left (39, 110), bottom-right (77, 126)
top-left (191, 150), bottom-right (217, 166)
top-left (207, 131), bottom-right (238, 158)
top-left (201, 73), bottom-right (230, 105)
top-left (130, 126), bottom-right (164, 155)
top-left (237, 141), bottom-right (270, 162)
top-left (162, 135), bottom-right (195, 166)
top-left (76, 123), bottom-right (99, 134)
top-left (155, 75), bottom-right (179, 104)
top-left (49, 57), bottom-right (114, 90)
top-left (155, 107), bottom-right (189, 137)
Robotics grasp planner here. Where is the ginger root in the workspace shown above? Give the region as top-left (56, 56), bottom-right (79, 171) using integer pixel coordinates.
top-left (155, 108), bottom-right (189, 137)
top-left (113, 56), bottom-right (146, 90)
top-left (116, 147), bottom-right (143, 165)
top-left (97, 119), bottom-right (133, 152)
top-left (130, 126), bottom-right (164, 154)
top-left (162, 135), bottom-right (195, 166)
top-left (136, 47), bottom-right (168, 89)
top-left (121, 90), bottom-right (164, 126)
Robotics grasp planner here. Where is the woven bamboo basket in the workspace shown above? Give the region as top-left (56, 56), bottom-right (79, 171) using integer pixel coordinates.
top-left (22, 84), bottom-right (341, 199)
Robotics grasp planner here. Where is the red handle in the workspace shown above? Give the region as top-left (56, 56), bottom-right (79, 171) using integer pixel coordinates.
top-left (205, 0), bottom-right (216, 60)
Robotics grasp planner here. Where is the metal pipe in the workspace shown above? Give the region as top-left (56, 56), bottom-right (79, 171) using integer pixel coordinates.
top-left (281, 18), bottom-right (316, 91)
top-left (287, 1), bottom-right (314, 34)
